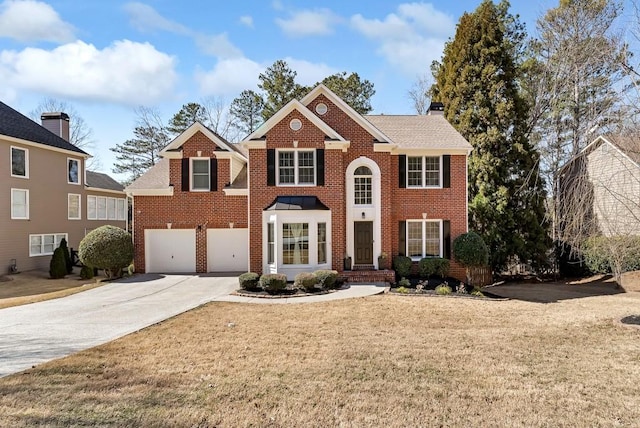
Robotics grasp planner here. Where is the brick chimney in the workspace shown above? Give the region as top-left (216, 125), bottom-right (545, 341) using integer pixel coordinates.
top-left (41, 112), bottom-right (70, 141)
top-left (428, 102), bottom-right (444, 115)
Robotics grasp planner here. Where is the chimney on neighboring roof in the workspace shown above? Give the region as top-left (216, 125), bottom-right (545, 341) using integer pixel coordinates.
top-left (41, 112), bottom-right (70, 141)
top-left (428, 102), bottom-right (444, 116)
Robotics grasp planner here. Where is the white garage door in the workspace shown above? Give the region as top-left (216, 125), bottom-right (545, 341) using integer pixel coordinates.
top-left (145, 229), bottom-right (196, 273)
top-left (207, 228), bottom-right (248, 272)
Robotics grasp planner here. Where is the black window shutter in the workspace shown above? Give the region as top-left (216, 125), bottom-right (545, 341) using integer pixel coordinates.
top-left (181, 158), bottom-right (189, 191)
top-left (267, 149), bottom-right (276, 186)
top-left (399, 155), bottom-right (406, 188)
top-left (210, 158), bottom-right (218, 191)
top-left (316, 149), bottom-right (325, 186)
top-left (443, 155), bottom-right (451, 188)
top-left (398, 221), bottom-right (406, 256)
top-left (443, 220), bottom-right (451, 259)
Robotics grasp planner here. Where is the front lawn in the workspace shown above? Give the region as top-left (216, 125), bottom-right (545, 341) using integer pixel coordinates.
top-left (1, 292), bottom-right (639, 426)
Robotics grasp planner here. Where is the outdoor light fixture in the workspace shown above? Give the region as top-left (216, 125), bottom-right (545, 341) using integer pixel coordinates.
top-left (167, 223), bottom-right (172, 229)
top-left (229, 222), bottom-right (234, 229)
top-left (361, 212), bottom-right (365, 219)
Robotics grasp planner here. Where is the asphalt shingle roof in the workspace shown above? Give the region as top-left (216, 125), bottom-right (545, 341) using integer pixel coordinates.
top-left (0, 101), bottom-right (88, 155)
top-left (86, 171), bottom-right (124, 191)
top-left (126, 159), bottom-right (170, 190)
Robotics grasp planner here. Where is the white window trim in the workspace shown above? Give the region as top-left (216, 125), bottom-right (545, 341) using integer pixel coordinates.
top-left (87, 195), bottom-right (97, 220)
top-left (406, 219), bottom-right (443, 260)
top-left (29, 233), bottom-right (68, 257)
top-left (67, 158), bottom-right (81, 185)
top-left (276, 149), bottom-right (316, 187)
top-left (68, 193), bottom-right (81, 220)
top-left (190, 157), bottom-right (211, 192)
top-left (87, 195), bottom-right (126, 221)
top-left (10, 146), bottom-right (29, 179)
top-left (354, 170), bottom-right (373, 206)
top-left (11, 188), bottom-right (29, 220)
top-left (407, 155), bottom-right (442, 189)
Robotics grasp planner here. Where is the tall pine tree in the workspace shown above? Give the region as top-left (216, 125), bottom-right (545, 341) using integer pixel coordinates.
top-left (432, 0), bottom-right (549, 271)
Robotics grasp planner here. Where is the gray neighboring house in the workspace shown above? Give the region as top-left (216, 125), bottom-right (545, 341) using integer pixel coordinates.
top-left (1, 101), bottom-right (126, 273)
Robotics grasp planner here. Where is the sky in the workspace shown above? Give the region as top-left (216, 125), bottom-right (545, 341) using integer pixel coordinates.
top-left (0, 0), bottom-right (629, 181)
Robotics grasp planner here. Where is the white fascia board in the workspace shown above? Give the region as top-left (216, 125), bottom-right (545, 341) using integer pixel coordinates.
top-left (2, 134), bottom-right (91, 158)
top-left (223, 188), bottom-right (249, 196)
top-left (126, 187), bottom-right (174, 196)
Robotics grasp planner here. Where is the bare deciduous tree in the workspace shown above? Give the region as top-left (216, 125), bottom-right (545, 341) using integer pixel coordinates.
top-left (407, 74), bottom-right (432, 115)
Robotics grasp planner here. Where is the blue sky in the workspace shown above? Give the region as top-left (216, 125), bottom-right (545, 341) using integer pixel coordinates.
top-left (0, 0), bottom-right (619, 180)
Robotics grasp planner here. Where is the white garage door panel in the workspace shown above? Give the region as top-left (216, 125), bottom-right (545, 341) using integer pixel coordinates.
top-left (207, 229), bottom-right (248, 272)
top-left (145, 229), bottom-right (196, 273)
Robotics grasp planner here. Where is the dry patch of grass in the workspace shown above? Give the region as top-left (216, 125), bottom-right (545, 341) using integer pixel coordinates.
top-left (1, 293), bottom-right (640, 427)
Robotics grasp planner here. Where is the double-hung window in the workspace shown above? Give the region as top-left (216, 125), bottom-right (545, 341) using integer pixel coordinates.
top-left (191, 159), bottom-right (210, 191)
top-left (407, 156), bottom-right (441, 188)
top-left (68, 158), bottom-right (80, 184)
top-left (406, 220), bottom-right (442, 259)
top-left (87, 195), bottom-right (126, 220)
top-left (11, 147), bottom-right (28, 178)
top-left (278, 150), bottom-right (315, 186)
top-left (30, 233), bottom-right (67, 256)
top-left (282, 223), bottom-right (309, 264)
top-left (68, 193), bottom-right (81, 220)
top-left (11, 189), bottom-right (29, 219)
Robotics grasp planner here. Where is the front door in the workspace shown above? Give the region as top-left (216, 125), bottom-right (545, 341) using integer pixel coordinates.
top-left (354, 221), bottom-right (373, 265)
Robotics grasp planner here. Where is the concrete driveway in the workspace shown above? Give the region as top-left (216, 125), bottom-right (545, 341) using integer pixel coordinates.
top-left (0, 274), bottom-right (237, 378)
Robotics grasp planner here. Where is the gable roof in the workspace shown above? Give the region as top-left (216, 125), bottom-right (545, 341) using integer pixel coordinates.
top-left (365, 115), bottom-right (473, 152)
top-left (126, 158), bottom-right (170, 191)
top-left (592, 135), bottom-right (640, 166)
top-left (0, 101), bottom-right (88, 155)
top-left (242, 98), bottom-right (346, 142)
top-left (86, 171), bottom-right (124, 191)
top-left (161, 121), bottom-right (247, 159)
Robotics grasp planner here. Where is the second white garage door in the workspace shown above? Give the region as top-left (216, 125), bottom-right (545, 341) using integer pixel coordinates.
top-left (207, 228), bottom-right (248, 272)
top-left (145, 229), bottom-right (196, 273)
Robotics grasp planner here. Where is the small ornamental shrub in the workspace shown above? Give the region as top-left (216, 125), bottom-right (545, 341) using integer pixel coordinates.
top-left (471, 288), bottom-right (484, 297)
top-left (393, 255), bottom-right (412, 278)
top-left (238, 272), bottom-right (260, 291)
top-left (80, 265), bottom-right (94, 280)
top-left (396, 286), bottom-right (409, 294)
top-left (314, 269), bottom-right (338, 289)
top-left (78, 225), bottom-right (133, 279)
top-left (259, 273), bottom-right (287, 294)
top-left (453, 232), bottom-right (489, 268)
top-left (49, 247), bottom-right (67, 279)
top-left (294, 272), bottom-right (318, 292)
top-left (418, 258), bottom-right (450, 278)
top-left (435, 283), bottom-right (452, 295)
top-left (59, 238), bottom-right (73, 274)
top-left (398, 277), bottom-right (411, 288)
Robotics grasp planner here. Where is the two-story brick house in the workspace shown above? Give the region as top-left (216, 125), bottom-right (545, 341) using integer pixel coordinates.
top-left (1, 102), bottom-right (127, 273)
top-left (127, 84), bottom-right (472, 281)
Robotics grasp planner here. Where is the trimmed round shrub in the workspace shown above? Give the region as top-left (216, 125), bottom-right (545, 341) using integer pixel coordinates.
top-left (78, 225), bottom-right (133, 279)
top-left (294, 272), bottom-right (318, 292)
top-left (314, 269), bottom-right (338, 289)
top-left (80, 265), bottom-right (95, 280)
top-left (453, 232), bottom-right (489, 267)
top-left (398, 277), bottom-right (411, 288)
top-left (238, 272), bottom-right (260, 291)
top-left (259, 273), bottom-right (287, 294)
top-left (435, 283), bottom-right (452, 295)
top-left (49, 247), bottom-right (67, 279)
top-left (59, 238), bottom-right (73, 274)
top-left (393, 255), bottom-right (412, 278)
top-left (418, 257), bottom-right (450, 278)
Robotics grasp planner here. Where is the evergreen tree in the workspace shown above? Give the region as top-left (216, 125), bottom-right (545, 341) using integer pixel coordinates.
top-left (431, 0), bottom-right (549, 270)
top-left (167, 102), bottom-right (209, 135)
top-left (230, 89), bottom-right (265, 136)
top-left (110, 125), bottom-right (169, 185)
top-left (258, 60), bottom-right (309, 121)
top-left (320, 72), bottom-right (375, 114)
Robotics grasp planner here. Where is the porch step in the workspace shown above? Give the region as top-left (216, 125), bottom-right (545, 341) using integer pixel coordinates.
top-left (341, 269), bottom-right (395, 284)
top-left (352, 264), bottom-right (375, 271)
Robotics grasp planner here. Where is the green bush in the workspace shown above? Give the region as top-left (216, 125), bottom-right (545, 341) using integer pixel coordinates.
top-left (259, 273), bottom-right (288, 294)
top-left (435, 283), bottom-right (452, 295)
top-left (398, 277), bottom-right (411, 288)
top-left (49, 247), bottom-right (67, 279)
top-left (453, 232), bottom-right (489, 267)
top-left (80, 265), bottom-right (94, 280)
top-left (583, 236), bottom-right (640, 274)
top-left (396, 286), bottom-right (409, 294)
top-left (238, 272), bottom-right (260, 291)
top-left (78, 225), bottom-right (133, 279)
top-left (393, 255), bottom-right (412, 278)
top-left (314, 269), bottom-right (338, 289)
top-left (294, 272), bottom-right (318, 292)
top-left (59, 238), bottom-right (73, 274)
top-left (418, 257), bottom-right (450, 278)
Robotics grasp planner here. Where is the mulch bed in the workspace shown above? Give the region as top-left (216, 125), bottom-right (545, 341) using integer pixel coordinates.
top-left (620, 315), bottom-right (640, 325)
top-left (232, 286), bottom-right (343, 299)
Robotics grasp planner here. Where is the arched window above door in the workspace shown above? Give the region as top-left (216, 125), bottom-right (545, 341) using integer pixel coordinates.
top-left (354, 166), bottom-right (372, 205)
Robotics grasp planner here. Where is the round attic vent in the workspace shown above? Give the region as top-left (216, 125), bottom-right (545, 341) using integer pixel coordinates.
top-left (315, 103), bottom-right (328, 115)
top-left (290, 118), bottom-right (302, 131)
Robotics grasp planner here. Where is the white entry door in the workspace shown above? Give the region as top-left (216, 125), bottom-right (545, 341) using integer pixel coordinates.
top-left (145, 229), bottom-right (196, 273)
top-left (207, 228), bottom-right (248, 272)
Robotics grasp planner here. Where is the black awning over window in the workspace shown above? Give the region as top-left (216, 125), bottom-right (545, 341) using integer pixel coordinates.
top-left (264, 196), bottom-right (330, 211)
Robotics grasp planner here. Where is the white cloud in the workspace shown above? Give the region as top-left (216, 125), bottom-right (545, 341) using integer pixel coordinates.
top-left (276, 8), bottom-right (340, 37)
top-left (196, 57), bottom-right (264, 96)
top-left (283, 57), bottom-right (338, 86)
top-left (239, 15), bottom-right (253, 28)
top-left (123, 2), bottom-right (189, 34)
top-left (351, 3), bottom-right (455, 76)
top-left (195, 33), bottom-right (243, 59)
top-left (0, 0), bottom-right (75, 43)
top-left (0, 40), bottom-right (177, 105)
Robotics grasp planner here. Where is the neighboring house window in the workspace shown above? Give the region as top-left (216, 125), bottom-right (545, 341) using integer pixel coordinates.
top-left (282, 223), bottom-right (309, 264)
top-left (191, 159), bottom-right (210, 191)
top-left (87, 195), bottom-right (126, 220)
top-left (406, 220), bottom-right (442, 259)
top-left (354, 166), bottom-right (373, 205)
top-left (68, 194), bottom-right (81, 220)
top-left (30, 233), bottom-right (67, 257)
top-left (277, 150), bottom-right (315, 186)
top-left (11, 147), bottom-right (28, 178)
top-left (267, 223), bottom-right (275, 264)
top-left (318, 222), bottom-right (327, 264)
top-left (11, 189), bottom-right (29, 219)
top-left (68, 158), bottom-right (80, 184)
top-left (407, 156), bottom-right (441, 188)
